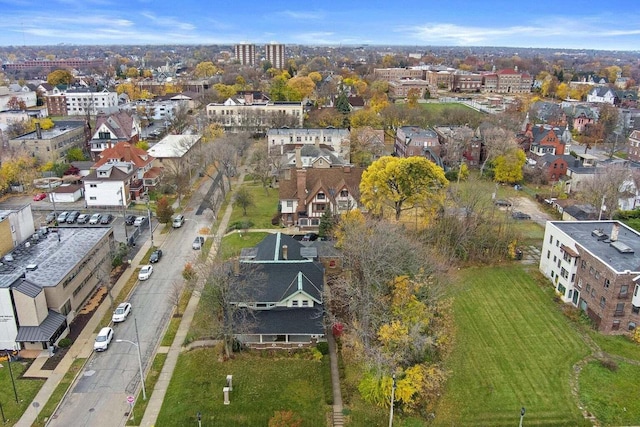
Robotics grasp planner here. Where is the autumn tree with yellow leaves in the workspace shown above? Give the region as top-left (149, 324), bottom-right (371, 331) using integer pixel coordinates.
top-left (360, 156), bottom-right (448, 221)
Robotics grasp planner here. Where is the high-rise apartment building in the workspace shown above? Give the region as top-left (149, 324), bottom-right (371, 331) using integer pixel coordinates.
top-left (234, 43), bottom-right (256, 66)
top-left (265, 43), bottom-right (286, 69)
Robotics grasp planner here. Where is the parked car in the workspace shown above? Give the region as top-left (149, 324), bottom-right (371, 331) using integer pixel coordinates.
top-left (124, 214), bottom-right (137, 225)
top-left (172, 214), bottom-right (185, 228)
top-left (89, 213), bottom-right (102, 224)
top-left (494, 199), bottom-right (512, 208)
top-left (76, 213), bottom-right (90, 224)
top-left (302, 232), bottom-right (318, 241)
top-left (66, 211), bottom-right (80, 224)
top-left (138, 265), bottom-right (153, 280)
top-left (100, 213), bottom-right (114, 224)
top-left (149, 249), bottom-right (163, 263)
top-left (57, 211), bottom-right (69, 223)
top-left (112, 302), bottom-right (131, 323)
top-left (94, 327), bottom-right (114, 352)
top-left (133, 216), bottom-right (148, 227)
top-left (33, 193), bottom-right (47, 201)
top-left (512, 211), bottom-right (531, 220)
top-left (45, 212), bottom-right (56, 224)
top-left (192, 236), bottom-right (205, 250)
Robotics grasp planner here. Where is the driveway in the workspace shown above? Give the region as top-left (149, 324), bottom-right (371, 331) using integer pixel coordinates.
top-left (509, 196), bottom-right (554, 227)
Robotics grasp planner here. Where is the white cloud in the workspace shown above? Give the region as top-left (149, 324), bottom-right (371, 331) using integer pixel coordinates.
top-left (277, 10), bottom-right (325, 20)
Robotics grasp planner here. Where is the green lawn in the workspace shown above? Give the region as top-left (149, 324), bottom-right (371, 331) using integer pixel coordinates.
top-left (579, 360), bottom-right (640, 426)
top-left (156, 349), bottom-right (329, 426)
top-left (0, 359), bottom-right (45, 425)
top-left (218, 232), bottom-right (270, 260)
top-left (433, 265), bottom-right (591, 426)
top-left (587, 331), bottom-right (640, 362)
top-left (227, 182), bottom-right (279, 230)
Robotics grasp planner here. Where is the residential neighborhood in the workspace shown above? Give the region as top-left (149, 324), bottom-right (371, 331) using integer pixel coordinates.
top-left (0, 25), bottom-right (639, 427)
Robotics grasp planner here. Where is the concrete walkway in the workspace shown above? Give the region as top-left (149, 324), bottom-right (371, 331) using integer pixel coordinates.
top-left (327, 333), bottom-right (344, 427)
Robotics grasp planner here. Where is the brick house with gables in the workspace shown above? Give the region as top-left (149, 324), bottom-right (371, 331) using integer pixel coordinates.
top-left (278, 165), bottom-right (365, 229)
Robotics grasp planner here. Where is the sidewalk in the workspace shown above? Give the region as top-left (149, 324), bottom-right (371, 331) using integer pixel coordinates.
top-left (139, 171), bottom-right (245, 427)
top-left (16, 225), bottom-right (165, 427)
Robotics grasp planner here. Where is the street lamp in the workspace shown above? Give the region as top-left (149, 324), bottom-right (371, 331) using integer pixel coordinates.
top-left (388, 373), bottom-right (396, 427)
top-left (519, 407), bottom-right (526, 427)
top-left (117, 188), bottom-right (129, 242)
top-left (146, 200), bottom-right (154, 248)
top-left (197, 411), bottom-right (202, 427)
top-left (116, 318), bottom-right (146, 400)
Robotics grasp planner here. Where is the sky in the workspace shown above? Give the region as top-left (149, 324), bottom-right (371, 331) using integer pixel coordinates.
top-left (1, 0), bottom-right (639, 51)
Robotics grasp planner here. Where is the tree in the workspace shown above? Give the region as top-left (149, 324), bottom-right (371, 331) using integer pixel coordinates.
top-left (493, 148), bottom-right (526, 183)
top-left (199, 260), bottom-right (263, 358)
top-left (47, 69), bottom-right (73, 86)
top-left (6, 96), bottom-right (26, 111)
top-left (233, 186), bottom-right (254, 216)
top-left (194, 61), bottom-right (219, 78)
top-left (250, 141), bottom-right (276, 194)
top-left (125, 67), bottom-right (140, 78)
top-left (350, 108), bottom-right (383, 129)
top-left (318, 209), bottom-right (335, 239)
top-left (597, 103), bottom-right (620, 144)
top-left (286, 76), bottom-right (316, 101)
top-left (360, 156), bottom-right (449, 221)
top-left (406, 88), bottom-right (420, 108)
top-left (349, 127), bottom-right (384, 167)
top-left (66, 147), bottom-right (86, 162)
top-left (136, 140), bottom-right (149, 151)
top-left (155, 196), bottom-right (174, 224)
top-left (478, 125), bottom-right (518, 176)
top-left (579, 165), bottom-right (631, 219)
top-left (211, 135), bottom-right (240, 193)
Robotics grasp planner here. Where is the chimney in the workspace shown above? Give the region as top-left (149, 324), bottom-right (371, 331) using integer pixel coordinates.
top-left (315, 136), bottom-right (320, 148)
top-left (343, 165), bottom-right (351, 173)
top-left (36, 122), bottom-right (42, 139)
top-left (295, 147), bottom-right (302, 168)
top-left (611, 223), bottom-right (620, 242)
top-left (282, 245), bottom-right (288, 260)
top-left (296, 168), bottom-right (307, 208)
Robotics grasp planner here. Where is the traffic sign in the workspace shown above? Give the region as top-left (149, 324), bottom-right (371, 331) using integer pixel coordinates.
top-left (127, 396), bottom-right (135, 404)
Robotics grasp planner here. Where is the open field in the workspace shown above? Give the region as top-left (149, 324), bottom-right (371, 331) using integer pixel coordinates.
top-left (433, 265), bottom-right (591, 426)
top-left (156, 349), bottom-right (329, 426)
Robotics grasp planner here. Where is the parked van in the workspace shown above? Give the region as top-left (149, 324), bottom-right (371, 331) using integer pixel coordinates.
top-left (172, 215), bottom-right (185, 228)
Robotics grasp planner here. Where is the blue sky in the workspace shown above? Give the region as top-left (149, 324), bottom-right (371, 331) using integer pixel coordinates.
top-left (1, 0), bottom-right (639, 50)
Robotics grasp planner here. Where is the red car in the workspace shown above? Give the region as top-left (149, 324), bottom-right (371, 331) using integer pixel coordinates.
top-left (33, 193), bottom-right (47, 201)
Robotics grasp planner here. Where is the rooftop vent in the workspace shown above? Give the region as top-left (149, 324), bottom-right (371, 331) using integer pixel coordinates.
top-left (591, 229), bottom-right (608, 241)
top-left (26, 264), bottom-right (38, 271)
top-left (610, 240), bottom-right (634, 254)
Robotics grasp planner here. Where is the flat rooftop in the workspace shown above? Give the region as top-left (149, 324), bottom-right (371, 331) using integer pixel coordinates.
top-left (551, 220), bottom-right (640, 273)
top-left (0, 226), bottom-right (112, 289)
top-left (13, 121), bottom-right (84, 141)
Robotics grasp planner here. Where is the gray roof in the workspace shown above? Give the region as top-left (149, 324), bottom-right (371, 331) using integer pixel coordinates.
top-left (15, 309), bottom-right (66, 342)
top-left (242, 307), bottom-right (324, 335)
top-left (0, 227), bottom-right (113, 289)
top-left (242, 233), bottom-right (308, 261)
top-left (550, 220), bottom-right (640, 273)
top-left (235, 262), bottom-right (324, 304)
top-left (13, 279), bottom-right (42, 298)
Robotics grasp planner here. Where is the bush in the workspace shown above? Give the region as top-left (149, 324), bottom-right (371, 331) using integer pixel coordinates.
top-left (227, 220), bottom-right (254, 232)
top-left (316, 341), bottom-right (329, 355)
top-left (599, 357), bottom-right (619, 372)
top-left (58, 337), bottom-right (72, 348)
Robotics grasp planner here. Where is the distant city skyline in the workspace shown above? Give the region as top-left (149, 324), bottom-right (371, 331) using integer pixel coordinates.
top-left (1, 0), bottom-right (639, 51)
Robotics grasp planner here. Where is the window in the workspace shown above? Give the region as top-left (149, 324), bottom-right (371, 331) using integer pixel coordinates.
top-left (89, 196), bottom-right (96, 200)
top-left (595, 271), bottom-right (600, 279)
top-left (549, 235), bottom-right (553, 244)
top-left (340, 190), bottom-right (349, 197)
top-left (553, 255), bottom-right (557, 262)
top-left (589, 267), bottom-right (594, 275)
top-left (578, 279), bottom-right (583, 289)
top-left (634, 305), bottom-right (640, 314)
top-left (302, 300), bottom-right (309, 306)
top-left (581, 260), bottom-right (587, 269)
top-left (560, 267), bottom-right (569, 279)
top-left (317, 192), bottom-right (325, 200)
top-left (591, 288), bottom-right (596, 298)
top-left (292, 300), bottom-right (299, 306)
top-left (563, 252), bottom-right (572, 262)
top-left (556, 239), bottom-right (560, 247)
top-left (612, 320), bottom-right (621, 330)
top-left (286, 201), bottom-right (293, 208)
top-left (547, 250), bottom-right (551, 259)
top-left (620, 284), bottom-right (628, 295)
top-left (89, 184), bottom-right (97, 188)
top-left (600, 296), bottom-right (606, 308)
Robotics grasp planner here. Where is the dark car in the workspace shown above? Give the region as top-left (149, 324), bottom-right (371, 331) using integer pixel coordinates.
top-left (125, 214), bottom-right (137, 225)
top-left (149, 249), bottom-right (163, 263)
top-left (301, 232), bottom-right (318, 241)
top-left (100, 213), bottom-right (114, 224)
top-left (512, 211), bottom-right (531, 220)
top-left (494, 199), bottom-right (512, 208)
top-left (66, 211), bottom-right (80, 224)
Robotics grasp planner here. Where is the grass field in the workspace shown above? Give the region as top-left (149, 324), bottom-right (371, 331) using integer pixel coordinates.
top-left (156, 349), bottom-right (329, 426)
top-left (227, 181), bottom-right (279, 230)
top-left (0, 360), bottom-right (45, 425)
top-left (578, 360), bottom-right (640, 426)
top-left (433, 265), bottom-right (591, 426)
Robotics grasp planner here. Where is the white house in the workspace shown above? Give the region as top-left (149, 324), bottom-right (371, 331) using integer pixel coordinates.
top-left (586, 87), bottom-right (617, 105)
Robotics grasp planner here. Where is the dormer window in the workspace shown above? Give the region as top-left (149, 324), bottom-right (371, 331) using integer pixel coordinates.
top-left (317, 192), bottom-right (325, 200)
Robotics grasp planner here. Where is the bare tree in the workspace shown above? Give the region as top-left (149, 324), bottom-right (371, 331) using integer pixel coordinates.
top-left (478, 126), bottom-right (518, 176)
top-left (168, 281), bottom-right (184, 317)
top-left (199, 260), bottom-right (264, 358)
top-left (578, 164), bottom-right (632, 219)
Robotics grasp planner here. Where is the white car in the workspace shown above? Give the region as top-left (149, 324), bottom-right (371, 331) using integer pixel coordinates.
top-left (112, 302), bottom-right (132, 323)
top-left (138, 265), bottom-right (153, 280)
top-left (89, 213), bottom-right (102, 224)
top-left (134, 216), bottom-right (147, 227)
top-left (94, 327), bottom-right (114, 352)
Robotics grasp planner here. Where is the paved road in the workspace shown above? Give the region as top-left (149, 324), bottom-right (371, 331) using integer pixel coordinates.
top-left (46, 177), bottom-right (223, 427)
